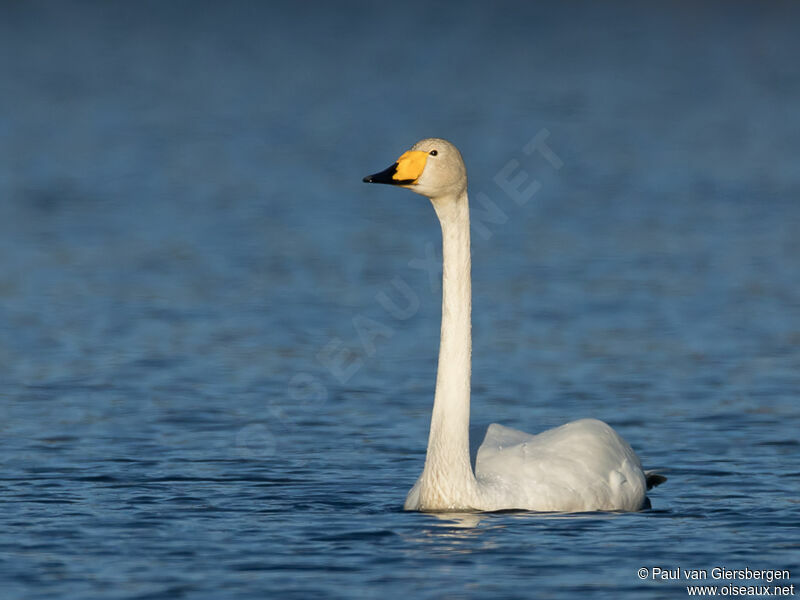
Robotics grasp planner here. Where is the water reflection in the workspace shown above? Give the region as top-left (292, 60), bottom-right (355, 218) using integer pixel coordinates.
top-left (429, 512), bottom-right (486, 529)
top-left (404, 512), bottom-right (497, 555)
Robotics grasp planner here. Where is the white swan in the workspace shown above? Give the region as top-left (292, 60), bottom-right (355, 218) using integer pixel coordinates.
top-left (363, 138), bottom-right (665, 512)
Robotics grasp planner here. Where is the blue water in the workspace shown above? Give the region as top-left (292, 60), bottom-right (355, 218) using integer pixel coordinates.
top-left (1, 2), bottom-right (798, 598)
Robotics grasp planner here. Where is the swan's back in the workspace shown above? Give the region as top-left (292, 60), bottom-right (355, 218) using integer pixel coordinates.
top-left (474, 419), bottom-right (648, 512)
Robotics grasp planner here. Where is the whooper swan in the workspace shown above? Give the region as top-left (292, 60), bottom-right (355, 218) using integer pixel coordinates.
top-left (363, 138), bottom-right (665, 512)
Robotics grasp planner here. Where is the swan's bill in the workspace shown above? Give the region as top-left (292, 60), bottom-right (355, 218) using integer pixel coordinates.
top-left (363, 150), bottom-right (428, 186)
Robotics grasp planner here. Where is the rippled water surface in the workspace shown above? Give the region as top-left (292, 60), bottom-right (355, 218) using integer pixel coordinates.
top-left (1, 2), bottom-right (798, 598)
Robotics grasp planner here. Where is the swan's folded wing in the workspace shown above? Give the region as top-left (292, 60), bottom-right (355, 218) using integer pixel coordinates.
top-left (474, 419), bottom-right (647, 512)
top-left (477, 422), bottom-right (534, 451)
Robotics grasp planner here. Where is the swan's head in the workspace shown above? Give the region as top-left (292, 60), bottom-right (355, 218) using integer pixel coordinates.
top-left (363, 138), bottom-right (467, 199)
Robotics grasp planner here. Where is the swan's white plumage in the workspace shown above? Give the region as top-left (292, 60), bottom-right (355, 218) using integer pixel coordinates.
top-left (473, 419), bottom-right (646, 512)
top-left (404, 419), bottom-right (646, 512)
top-left (364, 138), bottom-right (661, 513)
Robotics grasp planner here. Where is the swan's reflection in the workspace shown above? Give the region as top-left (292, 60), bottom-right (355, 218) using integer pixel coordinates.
top-left (399, 511), bottom-right (496, 554)
top-left (428, 511), bottom-right (485, 528)
top-left (403, 509), bottom-right (623, 554)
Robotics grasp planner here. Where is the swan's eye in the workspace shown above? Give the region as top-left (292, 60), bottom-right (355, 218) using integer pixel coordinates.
top-left (429, 150), bottom-right (438, 156)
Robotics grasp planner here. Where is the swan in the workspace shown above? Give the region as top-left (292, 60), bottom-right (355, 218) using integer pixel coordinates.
top-left (363, 138), bottom-right (665, 513)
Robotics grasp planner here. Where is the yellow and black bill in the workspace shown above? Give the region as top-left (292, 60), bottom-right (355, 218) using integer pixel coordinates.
top-left (362, 150), bottom-right (428, 186)
top-left (362, 162), bottom-right (409, 185)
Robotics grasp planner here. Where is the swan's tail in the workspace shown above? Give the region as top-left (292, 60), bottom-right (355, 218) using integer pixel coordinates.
top-left (645, 471), bottom-right (667, 490)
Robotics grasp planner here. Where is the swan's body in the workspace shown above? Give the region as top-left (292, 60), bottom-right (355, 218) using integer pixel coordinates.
top-left (363, 138), bottom-right (664, 512)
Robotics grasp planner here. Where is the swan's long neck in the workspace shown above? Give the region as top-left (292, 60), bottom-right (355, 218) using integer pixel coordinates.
top-left (420, 189), bottom-right (478, 508)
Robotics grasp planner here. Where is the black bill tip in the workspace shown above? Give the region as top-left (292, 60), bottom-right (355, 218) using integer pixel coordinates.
top-left (363, 163), bottom-right (400, 185)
